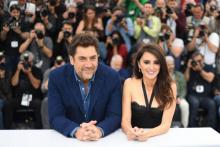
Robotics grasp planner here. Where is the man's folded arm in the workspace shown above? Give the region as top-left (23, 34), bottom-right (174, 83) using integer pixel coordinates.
top-left (48, 71), bottom-right (79, 137)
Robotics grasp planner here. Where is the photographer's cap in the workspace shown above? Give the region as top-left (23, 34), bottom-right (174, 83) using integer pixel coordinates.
top-left (25, 3), bottom-right (36, 15)
top-left (9, 1), bottom-right (20, 12)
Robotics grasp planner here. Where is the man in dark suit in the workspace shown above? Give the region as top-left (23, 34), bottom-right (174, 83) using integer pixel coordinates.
top-left (48, 33), bottom-right (122, 141)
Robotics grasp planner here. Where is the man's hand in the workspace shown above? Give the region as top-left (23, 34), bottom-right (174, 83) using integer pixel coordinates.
top-left (36, 37), bottom-right (44, 48)
top-left (75, 120), bottom-right (102, 141)
top-left (75, 127), bottom-right (91, 141)
top-left (2, 25), bottom-right (10, 33)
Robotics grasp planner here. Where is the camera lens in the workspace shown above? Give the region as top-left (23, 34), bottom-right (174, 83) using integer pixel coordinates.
top-left (63, 31), bottom-right (71, 38)
top-left (23, 53), bottom-right (29, 62)
top-left (112, 37), bottom-right (120, 45)
top-left (41, 9), bottom-right (48, 17)
top-left (68, 12), bottom-right (75, 19)
top-left (56, 56), bottom-right (63, 65)
top-left (191, 60), bottom-right (197, 67)
top-left (35, 30), bottom-right (44, 39)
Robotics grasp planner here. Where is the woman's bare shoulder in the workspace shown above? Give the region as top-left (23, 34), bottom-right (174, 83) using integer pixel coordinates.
top-left (124, 77), bottom-right (140, 86)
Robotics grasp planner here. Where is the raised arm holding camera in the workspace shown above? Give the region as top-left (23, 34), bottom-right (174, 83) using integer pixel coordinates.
top-left (132, 0), bottom-right (161, 45)
top-left (55, 21), bottom-right (74, 62)
top-left (5, 51), bottom-right (43, 129)
top-left (105, 7), bottom-right (134, 53)
top-left (0, 3), bottom-right (31, 72)
top-left (0, 4), bottom-right (30, 41)
top-left (19, 22), bottom-right (53, 73)
top-left (186, 22), bottom-right (219, 68)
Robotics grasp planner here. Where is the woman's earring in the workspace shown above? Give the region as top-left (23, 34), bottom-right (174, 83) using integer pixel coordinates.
top-left (139, 68), bottom-right (141, 72)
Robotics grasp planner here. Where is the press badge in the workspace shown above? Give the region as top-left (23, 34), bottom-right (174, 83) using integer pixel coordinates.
top-left (142, 38), bottom-right (150, 44)
top-left (21, 94), bottom-right (32, 106)
top-left (11, 41), bottom-right (18, 48)
top-left (129, 10), bottom-right (135, 15)
top-left (148, 20), bottom-right (152, 28)
top-left (196, 85), bottom-right (204, 93)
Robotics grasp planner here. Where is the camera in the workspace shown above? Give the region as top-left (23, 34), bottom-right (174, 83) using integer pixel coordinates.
top-left (187, 23), bottom-right (194, 41)
top-left (210, 5), bottom-right (217, 12)
top-left (191, 60), bottom-right (197, 67)
top-left (155, 7), bottom-right (162, 14)
top-left (112, 37), bottom-right (120, 46)
top-left (166, 6), bottom-right (173, 14)
top-left (63, 31), bottom-right (72, 38)
top-left (68, 12), bottom-right (75, 19)
top-left (199, 24), bottom-right (206, 38)
top-left (55, 56), bottom-right (63, 65)
top-left (200, 24), bottom-right (206, 30)
top-left (35, 30), bottom-right (44, 39)
top-left (22, 53), bottom-right (31, 70)
top-left (199, 30), bottom-right (205, 38)
top-left (5, 17), bottom-right (20, 29)
top-left (158, 32), bottom-right (170, 41)
top-left (115, 14), bottom-right (125, 24)
top-left (185, 3), bottom-right (194, 16)
top-left (41, 8), bottom-right (49, 17)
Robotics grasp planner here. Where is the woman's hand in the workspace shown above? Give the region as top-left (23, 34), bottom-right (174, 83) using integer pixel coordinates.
top-left (135, 128), bottom-right (149, 141)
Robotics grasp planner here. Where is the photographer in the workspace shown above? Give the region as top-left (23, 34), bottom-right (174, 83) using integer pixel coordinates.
top-left (8, 0), bottom-right (37, 25)
top-left (155, 0), bottom-right (178, 35)
top-left (154, 0), bottom-right (167, 22)
top-left (165, 0), bottom-right (178, 35)
top-left (158, 24), bottom-right (174, 55)
top-left (0, 4), bottom-right (30, 41)
top-left (106, 31), bottom-right (128, 66)
top-left (184, 52), bottom-right (217, 128)
top-left (105, 6), bottom-right (134, 53)
top-left (186, 4), bottom-right (211, 48)
top-left (19, 22), bottom-right (53, 73)
top-left (187, 23), bottom-right (219, 68)
top-left (0, 4), bottom-right (30, 72)
top-left (8, 51), bottom-right (43, 129)
top-left (132, 1), bottom-right (161, 45)
top-left (55, 20), bottom-right (74, 62)
top-left (38, 5), bottom-right (57, 39)
top-left (60, 4), bottom-right (79, 34)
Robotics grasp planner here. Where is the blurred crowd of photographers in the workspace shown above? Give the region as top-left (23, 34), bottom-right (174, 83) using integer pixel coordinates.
top-left (0, 0), bottom-right (220, 131)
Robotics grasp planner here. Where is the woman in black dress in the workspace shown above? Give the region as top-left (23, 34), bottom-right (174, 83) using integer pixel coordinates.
top-left (121, 43), bottom-right (177, 141)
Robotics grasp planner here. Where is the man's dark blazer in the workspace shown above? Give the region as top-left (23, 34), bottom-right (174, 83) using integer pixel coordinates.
top-left (48, 63), bottom-right (122, 137)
